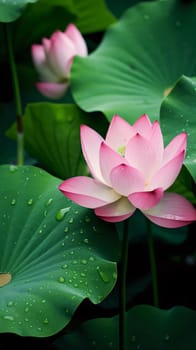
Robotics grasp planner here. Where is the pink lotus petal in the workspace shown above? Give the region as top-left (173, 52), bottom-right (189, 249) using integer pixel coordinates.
top-left (110, 163), bottom-right (145, 196)
top-left (31, 45), bottom-right (56, 81)
top-left (95, 197), bottom-right (136, 222)
top-left (80, 125), bottom-right (105, 182)
top-left (65, 23), bottom-right (88, 57)
top-left (99, 142), bottom-right (126, 186)
top-left (128, 188), bottom-right (163, 210)
top-left (31, 44), bottom-right (46, 67)
top-left (163, 132), bottom-right (187, 165)
top-left (150, 121), bottom-right (164, 157)
top-left (125, 133), bottom-right (161, 179)
top-left (36, 82), bottom-right (69, 99)
top-left (150, 150), bottom-right (185, 190)
top-left (42, 38), bottom-right (51, 54)
top-left (48, 31), bottom-right (76, 78)
top-left (105, 115), bottom-right (135, 153)
top-left (143, 192), bottom-right (196, 228)
top-left (132, 114), bottom-right (152, 138)
top-left (59, 176), bottom-right (120, 208)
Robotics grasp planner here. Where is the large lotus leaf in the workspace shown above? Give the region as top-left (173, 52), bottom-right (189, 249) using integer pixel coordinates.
top-left (0, 0), bottom-right (38, 22)
top-left (54, 305), bottom-right (196, 350)
top-left (160, 75), bottom-right (196, 182)
top-left (6, 102), bottom-right (108, 179)
top-left (71, 0), bottom-right (196, 122)
top-left (0, 165), bottom-right (119, 336)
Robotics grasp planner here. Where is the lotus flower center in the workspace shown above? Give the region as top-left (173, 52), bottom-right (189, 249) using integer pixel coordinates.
top-left (0, 273), bottom-right (12, 287)
top-left (117, 145), bottom-right (126, 156)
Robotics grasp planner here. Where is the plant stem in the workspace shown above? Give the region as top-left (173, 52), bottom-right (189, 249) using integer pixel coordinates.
top-left (6, 23), bottom-right (24, 166)
top-left (147, 221), bottom-right (159, 307)
top-left (119, 219), bottom-right (129, 350)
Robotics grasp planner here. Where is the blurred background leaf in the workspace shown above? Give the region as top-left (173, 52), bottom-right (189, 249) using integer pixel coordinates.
top-left (6, 102), bottom-right (109, 179)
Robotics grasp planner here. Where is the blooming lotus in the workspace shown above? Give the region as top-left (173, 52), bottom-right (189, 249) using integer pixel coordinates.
top-left (31, 23), bottom-right (87, 99)
top-left (59, 114), bottom-right (196, 227)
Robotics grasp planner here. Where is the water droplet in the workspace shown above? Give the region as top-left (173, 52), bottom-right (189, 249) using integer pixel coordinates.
top-left (89, 256), bottom-right (95, 262)
top-left (7, 301), bottom-right (14, 307)
top-left (58, 276), bottom-right (65, 283)
top-left (3, 315), bottom-right (14, 321)
top-left (80, 272), bottom-right (86, 277)
top-left (45, 198), bottom-right (53, 207)
top-left (112, 271), bottom-right (117, 279)
top-left (164, 334), bottom-right (170, 341)
top-left (84, 216), bottom-right (91, 223)
top-left (41, 299), bottom-right (46, 304)
top-left (62, 264), bottom-right (68, 269)
top-left (83, 238), bottom-right (89, 244)
top-left (27, 198), bottom-right (33, 206)
top-left (43, 318), bottom-right (49, 324)
top-left (64, 227), bottom-right (69, 232)
top-left (81, 259), bottom-right (88, 265)
top-left (72, 260), bottom-right (78, 265)
top-left (24, 307), bottom-right (29, 313)
top-left (68, 217), bottom-right (74, 224)
top-left (11, 198), bottom-right (16, 205)
top-left (55, 207), bottom-right (70, 221)
top-left (96, 267), bottom-right (109, 283)
top-left (9, 165), bottom-right (18, 172)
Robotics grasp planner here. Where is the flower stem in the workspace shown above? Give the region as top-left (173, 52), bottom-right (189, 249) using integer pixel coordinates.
top-left (119, 219), bottom-right (129, 350)
top-left (147, 221), bottom-right (159, 307)
top-left (6, 23), bottom-right (24, 166)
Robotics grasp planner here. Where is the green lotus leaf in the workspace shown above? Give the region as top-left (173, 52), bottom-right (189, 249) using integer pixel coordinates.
top-left (54, 305), bottom-right (196, 350)
top-left (160, 75), bottom-right (196, 182)
top-left (0, 165), bottom-right (119, 336)
top-left (0, 0), bottom-right (38, 22)
top-left (71, 0), bottom-right (196, 122)
top-left (6, 102), bottom-right (108, 179)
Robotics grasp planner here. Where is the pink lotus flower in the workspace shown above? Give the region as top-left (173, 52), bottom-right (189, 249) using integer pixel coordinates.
top-left (59, 114), bottom-right (196, 228)
top-left (31, 23), bottom-right (87, 99)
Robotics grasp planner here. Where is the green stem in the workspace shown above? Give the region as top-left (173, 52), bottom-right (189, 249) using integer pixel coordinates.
top-left (6, 23), bottom-right (24, 166)
top-left (119, 219), bottom-right (129, 350)
top-left (147, 221), bottom-right (159, 307)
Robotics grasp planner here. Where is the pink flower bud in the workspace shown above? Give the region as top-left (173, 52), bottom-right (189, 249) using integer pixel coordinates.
top-left (31, 24), bottom-right (87, 99)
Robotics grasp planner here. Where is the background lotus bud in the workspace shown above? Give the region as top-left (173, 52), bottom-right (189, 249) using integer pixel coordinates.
top-left (31, 23), bottom-right (88, 99)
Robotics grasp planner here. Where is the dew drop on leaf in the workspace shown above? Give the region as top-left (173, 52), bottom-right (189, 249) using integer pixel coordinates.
top-left (3, 315), bottom-right (14, 321)
top-left (96, 267), bottom-right (109, 283)
top-left (45, 198), bottom-right (53, 207)
top-left (58, 276), bottom-right (65, 283)
top-left (81, 259), bottom-right (88, 265)
top-left (55, 207), bottom-right (70, 221)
